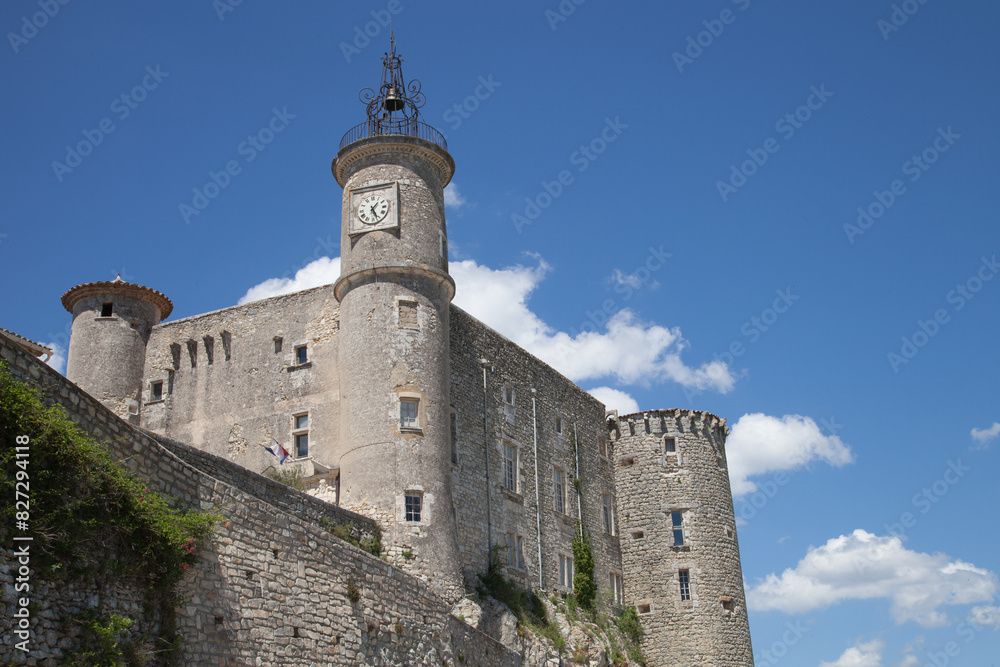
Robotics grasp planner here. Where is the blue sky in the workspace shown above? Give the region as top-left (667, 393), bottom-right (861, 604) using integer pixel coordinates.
top-left (2, 1), bottom-right (998, 664)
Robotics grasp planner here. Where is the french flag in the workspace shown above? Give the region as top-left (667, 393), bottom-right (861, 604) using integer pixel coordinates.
top-left (265, 439), bottom-right (290, 464)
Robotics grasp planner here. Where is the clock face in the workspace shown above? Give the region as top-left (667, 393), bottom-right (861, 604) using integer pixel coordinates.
top-left (357, 194), bottom-right (389, 225)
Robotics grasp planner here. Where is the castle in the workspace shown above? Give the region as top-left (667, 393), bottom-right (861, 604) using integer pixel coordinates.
top-left (48, 37), bottom-right (753, 665)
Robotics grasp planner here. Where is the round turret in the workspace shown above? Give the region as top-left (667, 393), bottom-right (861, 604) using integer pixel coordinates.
top-left (611, 409), bottom-right (754, 666)
top-left (61, 277), bottom-right (172, 422)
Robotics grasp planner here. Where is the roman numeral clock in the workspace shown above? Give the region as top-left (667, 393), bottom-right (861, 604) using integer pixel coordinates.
top-left (348, 182), bottom-right (400, 236)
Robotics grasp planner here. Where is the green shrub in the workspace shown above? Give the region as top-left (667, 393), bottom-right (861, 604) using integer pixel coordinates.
top-left (265, 466), bottom-right (304, 490)
top-left (572, 524), bottom-right (597, 611)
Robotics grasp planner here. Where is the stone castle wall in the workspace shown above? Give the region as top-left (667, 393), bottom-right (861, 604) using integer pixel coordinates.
top-left (611, 410), bottom-right (754, 666)
top-left (449, 307), bottom-right (623, 596)
top-left (141, 284), bottom-right (343, 480)
top-left (0, 333), bottom-right (520, 666)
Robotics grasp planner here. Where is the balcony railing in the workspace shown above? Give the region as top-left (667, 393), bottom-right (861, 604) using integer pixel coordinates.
top-left (339, 118), bottom-right (447, 152)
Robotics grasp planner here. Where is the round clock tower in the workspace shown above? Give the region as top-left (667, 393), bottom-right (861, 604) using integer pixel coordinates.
top-left (332, 35), bottom-right (462, 600)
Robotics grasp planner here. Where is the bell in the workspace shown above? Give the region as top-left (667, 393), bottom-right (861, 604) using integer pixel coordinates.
top-left (383, 86), bottom-right (404, 112)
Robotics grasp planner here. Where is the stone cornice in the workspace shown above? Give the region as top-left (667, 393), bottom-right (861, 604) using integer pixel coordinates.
top-left (334, 262), bottom-right (455, 303)
top-left (61, 279), bottom-right (173, 319)
top-left (333, 136), bottom-right (455, 188)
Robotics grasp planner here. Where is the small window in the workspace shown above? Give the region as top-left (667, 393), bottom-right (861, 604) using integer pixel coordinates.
top-left (503, 442), bottom-right (517, 492)
top-left (672, 510), bottom-right (684, 546)
top-left (405, 493), bottom-right (422, 522)
top-left (274, 336), bottom-right (283, 353)
top-left (725, 526), bottom-right (734, 539)
top-left (553, 467), bottom-right (566, 514)
top-left (637, 603), bottom-right (651, 615)
top-left (504, 385), bottom-right (515, 406)
top-left (150, 381), bottom-right (163, 402)
top-left (631, 530), bottom-right (644, 540)
top-left (449, 410), bottom-right (458, 464)
top-left (293, 413), bottom-right (309, 457)
top-left (599, 437), bottom-right (608, 458)
top-left (664, 437), bottom-right (676, 453)
top-left (506, 533), bottom-right (524, 570)
top-left (400, 399), bottom-right (419, 430)
top-left (295, 345), bottom-right (308, 365)
top-left (722, 598), bottom-right (734, 613)
top-left (620, 457), bottom-right (635, 468)
top-left (678, 569), bottom-right (691, 601)
top-left (398, 301), bottom-right (419, 329)
top-left (602, 494), bottom-right (614, 534)
top-left (610, 572), bottom-right (623, 605)
top-left (558, 554), bottom-right (574, 588)
top-left (101, 302), bottom-right (113, 317)
top-left (554, 417), bottom-right (562, 434)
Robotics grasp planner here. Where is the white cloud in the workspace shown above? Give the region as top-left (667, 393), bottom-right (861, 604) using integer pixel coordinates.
top-left (970, 422), bottom-right (1000, 447)
top-left (236, 254), bottom-right (734, 392)
top-left (444, 183), bottom-right (465, 209)
top-left (895, 656), bottom-right (919, 667)
top-left (587, 387), bottom-right (639, 415)
top-left (819, 639), bottom-right (884, 667)
top-left (609, 268), bottom-right (659, 292)
top-left (726, 413), bottom-right (854, 496)
top-left (43, 341), bottom-right (66, 375)
top-left (238, 256), bottom-right (341, 304)
top-left (746, 529), bottom-right (998, 627)
top-left (968, 605), bottom-right (1000, 627)
top-left (450, 257), bottom-right (734, 391)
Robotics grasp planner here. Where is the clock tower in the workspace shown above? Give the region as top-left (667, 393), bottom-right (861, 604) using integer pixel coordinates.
top-left (332, 34), bottom-right (462, 600)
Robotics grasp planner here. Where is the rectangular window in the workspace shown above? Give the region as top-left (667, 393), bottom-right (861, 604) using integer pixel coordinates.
top-left (405, 493), bottom-right (422, 522)
top-left (506, 533), bottom-right (525, 570)
top-left (295, 345), bottom-right (308, 365)
top-left (672, 510), bottom-right (684, 546)
top-left (555, 416), bottom-right (562, 434)
top-left (503, 385), bottom-right (515, 424)
top-left (400, 399), bottom-right (419, 429)
top-left (101, 302), bottom-right (113, 317)
top-left (678, 569), bottom-right (691, 601)
top-left (274, 336), bottom-right (283, 353)
top-left (602, 494), bottom-right (614, 534)
top-left (398, 300), bottom-right (419, 329)
top-left (450, 410), bottom-right (458, 464)
top-left (610, 572), bottom-right (623, 605)
top-left (293, 413), bottom-right (309, 457)
top-left (504, 385), bottom-right (515, 406)
top-left (150, 381), bottom-right (163, 402)
top-left (664, 437), bottom-right (676, 453)
top-left (558, 554), bottom-right (574, 588)
top-left (502, 442), bottom-right (517, 492)
top-left (553, 467), bottom-right (566, 514)
top-left (599, 437), bottom-right (608, 458)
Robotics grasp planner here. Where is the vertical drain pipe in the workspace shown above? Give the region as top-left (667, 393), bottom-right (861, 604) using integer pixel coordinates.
top-left (573, 423), bottom-right (582, 528)
top-left (531, 388), bottom-right (543, 590)
top-left (480, 359), bottom-right (493, 559)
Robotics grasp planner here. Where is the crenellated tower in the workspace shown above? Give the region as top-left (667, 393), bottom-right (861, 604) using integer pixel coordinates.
top-left (61, 277), bottom-right (172, 424)
top-left (610, 409), bottom-right (754, 666)
top-left (331, 34), bottom-right (463, 600)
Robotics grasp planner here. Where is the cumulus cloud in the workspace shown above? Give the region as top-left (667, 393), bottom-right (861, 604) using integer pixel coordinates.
top-left (726, 413), bottom-right (854, 496)
top-left (43, 341), bottom-right (66, 375)
top-left (609, 268), bottom-right (659, 292)
top-left (587, 387), bottom-right (639, 415)
top-left (746, 529), bottom-right (998, 627)
top-left (819, 639), bottom-right (884, 667)
top-left (444, 183), bottom-right (466, 209)
top-left (970, 422), bottom-right (1000, 448)
top-left (238, 256), bottom-right (341, 304)
top-left (968, 605), bottom-right (1000, 627)
top-left (895, 657), bottom-right (919, 667)
top-left (450, 257), bottom-right (734, 391)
